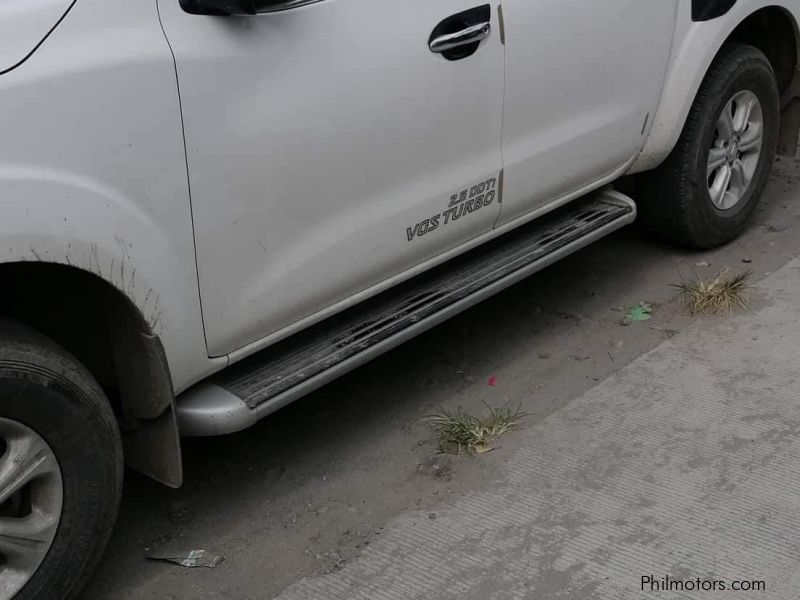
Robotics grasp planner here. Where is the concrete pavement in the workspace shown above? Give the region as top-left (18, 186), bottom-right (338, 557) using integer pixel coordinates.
top-left (275, 257), bottom-right (800, 599)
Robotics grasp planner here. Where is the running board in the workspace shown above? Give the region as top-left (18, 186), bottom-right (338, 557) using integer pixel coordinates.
top-left (176, 190), bottom-right (636, 436)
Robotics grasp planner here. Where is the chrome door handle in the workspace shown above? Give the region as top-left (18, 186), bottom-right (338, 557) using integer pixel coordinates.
top-left (429, 22), bottom-right (491, 54)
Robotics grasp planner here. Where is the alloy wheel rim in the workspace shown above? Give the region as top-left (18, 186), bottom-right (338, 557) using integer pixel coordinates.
top-left (0, 417), bottom-right (63, 598)
top-left (707, 89), bottom-right (764, 211)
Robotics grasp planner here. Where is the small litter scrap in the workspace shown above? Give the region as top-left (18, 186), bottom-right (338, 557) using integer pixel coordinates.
top-left (146, 549), bottom-right (224, 568)
top-left (626, 302), bottom-right (654, 322)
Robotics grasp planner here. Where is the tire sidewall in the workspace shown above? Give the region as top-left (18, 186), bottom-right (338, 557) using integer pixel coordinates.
top-left (0, 367), bottom-right (121, 600)
top-left (687, 53), bottom-right (779, 241)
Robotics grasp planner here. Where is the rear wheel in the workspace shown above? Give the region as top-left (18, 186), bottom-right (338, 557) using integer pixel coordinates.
top-left (638, 43), bottom-right (779, 248)
top-left (0, 319), bottom-right (122, 600)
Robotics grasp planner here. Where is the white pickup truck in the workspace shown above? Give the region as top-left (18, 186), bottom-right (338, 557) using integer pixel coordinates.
top-left (1, 0), bottom-right (798, 597)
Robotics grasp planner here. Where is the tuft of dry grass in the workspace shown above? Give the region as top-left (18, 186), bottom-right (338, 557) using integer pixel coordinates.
top-left (427, 404), bottom-right (527, 455)
top-left (673, 269), bottom-right (751, 315)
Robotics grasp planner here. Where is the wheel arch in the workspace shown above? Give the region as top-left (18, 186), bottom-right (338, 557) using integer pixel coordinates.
top-left (727, 5), bottom-right (800, 104)
top-left (0, 260), bottom-right (183, 487)
top-left (630, 2), bottom-right (800, 173)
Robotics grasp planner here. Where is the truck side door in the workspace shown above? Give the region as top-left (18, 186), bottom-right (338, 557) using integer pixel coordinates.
top-left (497, 0), bottom-right (678, 226)
top-left (158, 0), bottom-right (504, 356)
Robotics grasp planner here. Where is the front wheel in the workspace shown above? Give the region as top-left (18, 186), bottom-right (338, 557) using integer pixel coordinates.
top-left (638, 43), bottom-right (779, 248)
top-left (0, 319), bottom-right (122, 600)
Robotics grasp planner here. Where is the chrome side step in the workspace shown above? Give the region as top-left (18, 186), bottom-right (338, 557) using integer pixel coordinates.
top-left (177, 190), bottom-right (636, 436)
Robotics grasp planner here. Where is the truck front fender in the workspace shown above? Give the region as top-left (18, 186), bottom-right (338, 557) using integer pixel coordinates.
top-left (0, 167), bottom-right (213, 393)
top-left (0, 0), bottom-right (227, 485)
top-left (0, 169), bottom-right (217, 486)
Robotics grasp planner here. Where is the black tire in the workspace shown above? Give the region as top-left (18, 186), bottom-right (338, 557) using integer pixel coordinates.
top-left (0, 319), bottom-right (122, 600)
top-left (638, 43), bottom-right (779, 248)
